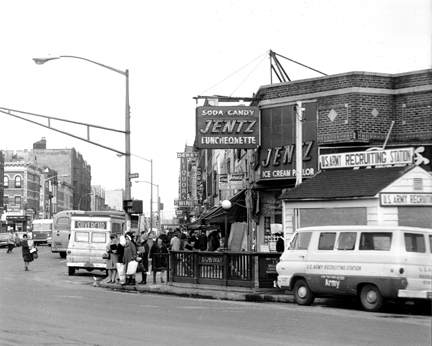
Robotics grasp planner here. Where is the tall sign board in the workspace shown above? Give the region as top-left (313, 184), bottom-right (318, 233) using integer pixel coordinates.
top-left (196, 106), bottom-right (260, 149)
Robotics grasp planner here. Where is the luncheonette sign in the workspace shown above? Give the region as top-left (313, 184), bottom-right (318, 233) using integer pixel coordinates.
top-left (196, 106), bottom-right (260, 149)
top-left (380, 193), bottom-right (432, 206)
top-left (319, 148), bottom-right (414, 169)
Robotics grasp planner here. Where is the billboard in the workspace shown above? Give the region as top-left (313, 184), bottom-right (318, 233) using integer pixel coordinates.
top-left (259, 102), bottom-right (317, 181)
top-left (196, 106), bottom-right (260, 149)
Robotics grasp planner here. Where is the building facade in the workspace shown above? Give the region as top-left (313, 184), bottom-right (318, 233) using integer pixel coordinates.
top-left (188, 69), bottom-right (432, 252)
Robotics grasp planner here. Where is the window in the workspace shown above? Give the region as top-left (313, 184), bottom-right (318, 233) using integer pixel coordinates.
top-left (92, 232), bottom-right (106, 243)
top-left (404, 233), bottom-right (426, 253)
top-left (3, 196), bottom-right (8, 205)
top-left (15, 176), bottom-right (22, 188)
top-left (75, 232), bottom-right (89, 242)
top-left (56, 217), bottom-right (71, 231)
top-left (359, 232), bottom-right (392, 251)
top-left (337, 232), bottom-right (357, 250)
top-left (3, 176), bottom-right (9, 188)
top-left (318, 233), bottom-right (336, 250)
top-left (429, 236), bottom-right (432, 254)
top-left (14, 196), bottom-right (21, 206)
top-left (112, 223), bottom-right (121, 235)
top-left (291, 232), bottom-right (312, 250)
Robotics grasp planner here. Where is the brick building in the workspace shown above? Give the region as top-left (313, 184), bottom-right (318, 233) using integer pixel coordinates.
top-left (32, 145), bottom-right (92, 211)
top-left (189, 68), bottom-right (432, 252)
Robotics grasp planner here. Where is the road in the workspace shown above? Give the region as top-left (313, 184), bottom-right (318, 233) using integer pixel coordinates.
top-left (0, 245), bottom-right (430, 346)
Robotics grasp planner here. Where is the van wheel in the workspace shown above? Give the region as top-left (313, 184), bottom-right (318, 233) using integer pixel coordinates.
top-left (68, 267), bottom-right (75, 276)
top-left (360, 284), bottom-right (384, 312)
top-left (293, 279), bottom-right (315, 306)
top-left (60, 252), bottom-right (67, 259)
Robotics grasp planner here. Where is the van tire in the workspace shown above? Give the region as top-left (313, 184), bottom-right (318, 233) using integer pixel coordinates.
top-left (360, 284), bottom-right (383, 312)
top-left (60, 252), bottom-right (67, 259)
top-left (293, 279), bottom-right (315, 306)
top-left (68, 267), bottom-right (75, 276)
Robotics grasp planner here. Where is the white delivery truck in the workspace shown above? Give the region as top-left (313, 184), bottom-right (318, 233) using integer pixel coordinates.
top-left (276, 225), bottom-right (432, 312)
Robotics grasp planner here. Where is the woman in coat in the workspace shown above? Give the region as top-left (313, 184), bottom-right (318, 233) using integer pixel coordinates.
top-left (136, 234), bottom-right (150, 284)
top-left (150, 238), bottom-right (168, 283)
top-left (21, 234), bottom-right (34, 271)
top-left (106, 234), bottom-right (119, 283)
top-left (122, 233), bottom-right (137, 286)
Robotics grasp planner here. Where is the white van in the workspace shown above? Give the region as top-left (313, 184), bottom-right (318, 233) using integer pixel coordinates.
top-left (66, 211), bottom-right (125, 276)
top-left (276, 225), bottom-right (432, 312)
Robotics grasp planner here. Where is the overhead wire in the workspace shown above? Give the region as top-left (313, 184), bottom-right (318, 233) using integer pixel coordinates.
top-left (198, 50), bottom-right (269, 96)
top-left (229, 53), bottom-right (269, 97)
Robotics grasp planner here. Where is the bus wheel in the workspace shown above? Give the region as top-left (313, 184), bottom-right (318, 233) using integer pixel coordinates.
top-left (360, 284), bottom-right (384, 312)
top-left (293, 279), bottom-right (315, 306)
top-left (60, 252), bottom-right (67, 259)
top-left (68, 267), bottom-right (75, 276)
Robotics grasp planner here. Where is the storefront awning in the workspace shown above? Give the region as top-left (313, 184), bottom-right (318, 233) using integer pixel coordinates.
top-left (187, 190), bottom-right (247, 229)
top-left (278, 165), bottom-right (416, 201)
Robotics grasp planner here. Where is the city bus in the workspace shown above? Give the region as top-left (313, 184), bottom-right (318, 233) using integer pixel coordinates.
top-left (66, 211), bottom-right (126, 275)
top-left (31, 219), bottom-right (53, 246)
top-left (52, 210), bottom-right (86, 258)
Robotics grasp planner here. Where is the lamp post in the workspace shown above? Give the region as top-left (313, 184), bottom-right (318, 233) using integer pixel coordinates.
top-left (135, 180), bottom-right (159, 233)
top-left (33, 55), bottom-right (131, 230)
top-left (43, 174), bottom-right (68, 219)
top-left (78, 192), bottom-right (95, 211)
top-left (118, 153), bottom-right (153, 231)
top-left (221, 200), bottom-right (232, 249)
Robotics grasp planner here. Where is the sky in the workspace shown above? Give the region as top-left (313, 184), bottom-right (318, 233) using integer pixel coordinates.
top-left (0, 0), bottom-right (431, 219)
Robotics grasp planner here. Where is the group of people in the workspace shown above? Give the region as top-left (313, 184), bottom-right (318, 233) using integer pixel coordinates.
top-left (105, 230), bottom-right (169, 286)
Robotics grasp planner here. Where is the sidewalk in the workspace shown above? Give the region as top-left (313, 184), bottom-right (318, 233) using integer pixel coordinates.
top-left (96, 276), bottom-right (295, 303)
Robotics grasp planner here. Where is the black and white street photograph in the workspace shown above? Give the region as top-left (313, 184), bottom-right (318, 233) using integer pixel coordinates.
top-left (1, 1), bottom-right (431, 345)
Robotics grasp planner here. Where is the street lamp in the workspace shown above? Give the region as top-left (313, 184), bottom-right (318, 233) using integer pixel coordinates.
top-left (118, 153), bottom-right (153, 230)
top-left (221, 200), bottom-right (232, 249)
top-left (135, 180), bottom-right (159, 233)
top-left (33, 55), bottom-right (131, 230)
top-left (43, 174), bottom-right (68, 219)
top-left (78, 192), bottom-right (95, 211)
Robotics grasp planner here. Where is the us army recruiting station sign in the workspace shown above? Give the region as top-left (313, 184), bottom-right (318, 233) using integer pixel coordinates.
top-left (196, 106), bottom-right (260, 149)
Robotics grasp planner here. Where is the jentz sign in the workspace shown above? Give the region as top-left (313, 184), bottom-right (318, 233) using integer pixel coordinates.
top-left (196, 106), bottom-right (260, 149)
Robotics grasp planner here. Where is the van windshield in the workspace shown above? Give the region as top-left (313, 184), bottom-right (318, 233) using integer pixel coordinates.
top-left (292, 232), bottom-right (312, 250)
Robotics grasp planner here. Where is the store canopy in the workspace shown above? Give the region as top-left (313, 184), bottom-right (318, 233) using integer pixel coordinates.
top-left (279, 165), bottom-right (416, 201)
top-left (187, 190), bottom-right (247, 229)
top-left (202, 189), bottom-right (247, 224)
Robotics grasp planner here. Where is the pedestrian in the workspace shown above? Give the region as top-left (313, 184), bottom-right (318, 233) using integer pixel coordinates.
top-left (21, 234), bottom-right (33, 271)
top-left (195, 230), bottom-right (208, 251)
top-left (207, 231), bottom-right (220, 251)
top-left (116, 235), bottom-right (126, 284)
top-left (106, 234), bottom-right (118, 283)
top-left (276, 233), bottom-right (285, 252)
top-left (122, 233), bottom-right (137, 286)
top-left (169, 232), bottom-right (181, 251)
top-left (136, 233), bottom-right (150, 284)
top-left (6, 230), bottom-right (16, 254)
top-left (150, 238), bottom-right (168, 283)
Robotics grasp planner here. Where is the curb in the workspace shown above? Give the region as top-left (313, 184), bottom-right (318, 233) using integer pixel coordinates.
top-left (96, 280), bottom-right (293, 303)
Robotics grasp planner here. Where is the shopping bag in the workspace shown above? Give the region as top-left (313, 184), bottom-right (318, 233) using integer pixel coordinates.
top-left (116, 263), bottom-right (125, 282)
top-left (126, 260), bottom-right (138, 275)
top-left (30, 247), bottom-right (38, 254)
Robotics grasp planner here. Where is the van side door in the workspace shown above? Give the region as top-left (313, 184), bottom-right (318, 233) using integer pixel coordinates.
top-left (287, 232), bottom-right (312, 286)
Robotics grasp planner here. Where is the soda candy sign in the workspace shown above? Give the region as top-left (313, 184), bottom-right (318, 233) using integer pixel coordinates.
top-left (196, 106), bottom-right (260, 149)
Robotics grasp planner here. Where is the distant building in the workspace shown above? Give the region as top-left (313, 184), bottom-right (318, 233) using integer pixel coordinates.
top-left (105, 189), bottom-right (124, 211)
top-left (91, 185), bottom-right (105, 211)
top-left (32, 138), bottom-right (92, 210)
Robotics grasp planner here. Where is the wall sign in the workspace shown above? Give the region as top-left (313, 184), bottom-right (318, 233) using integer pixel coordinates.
top-left (320, 147), bottom-right (414, 169)
top-left (196, 106), bottom-right (260, 149)
top-left (380, 193), bottom-right (432, 206)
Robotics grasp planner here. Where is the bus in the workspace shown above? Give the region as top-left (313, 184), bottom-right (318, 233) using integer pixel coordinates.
top-left (66, 211), bottom-right (126, 275)
top-left (52, 210), bottom-right (86, 258)
top-left (32, 219), bottom-right (53, 246)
